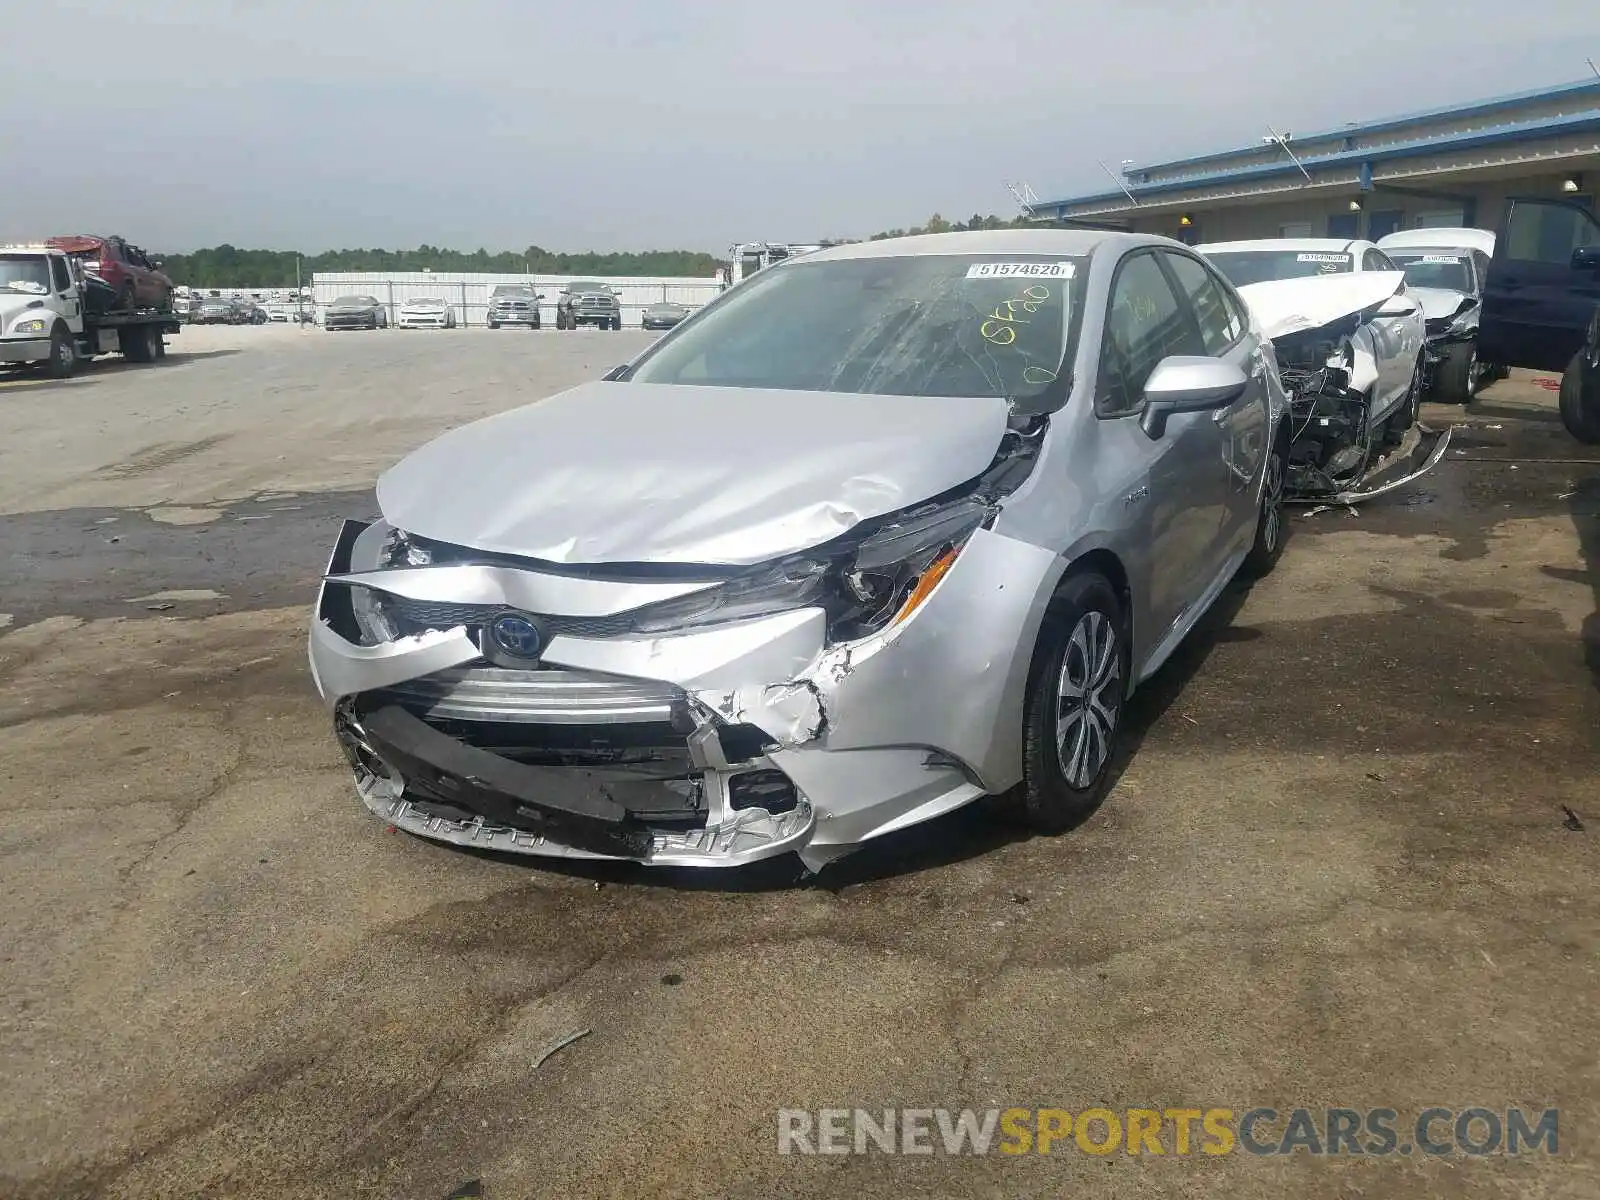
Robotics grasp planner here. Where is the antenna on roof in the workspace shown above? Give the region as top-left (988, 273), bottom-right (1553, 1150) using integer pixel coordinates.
top-left (1005, 180), bottom-right (1040, 217)
top-left (1587, 56), bottom-right (1600, 80)
top-left (1265, 124), bottom-right (1313, 182)
top-left (1096, 160), bottom-right (1140, 207)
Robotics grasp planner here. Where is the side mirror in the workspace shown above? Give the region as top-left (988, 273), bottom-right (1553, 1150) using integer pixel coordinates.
top-left (1139, 356), bottom-right (1249, 439)
top-left (1572, 245), bottom-right (1600, 270)
top-left (536, 292), bottom-right (546, 300)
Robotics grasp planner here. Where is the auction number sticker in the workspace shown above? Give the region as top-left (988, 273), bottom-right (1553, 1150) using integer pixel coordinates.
top-left (1295, 253), bottom-right (1352, 264)
top-left (1420, 254), bottom-right (1464, 263)
top-left (966, 261), bottom-right (1075, 279)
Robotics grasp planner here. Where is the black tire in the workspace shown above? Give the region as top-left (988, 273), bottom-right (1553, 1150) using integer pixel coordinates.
top-left (120, 324), bottom-right (158, 363)
top-left (1015, 572), bottom-right (1127, 833)
top-left (45, 325), bottom-right (76, 379)
top-left (488, 320), bottom-right (499, 329)
top-left (1239, 431), bottom-right (1288, 580)
top-left (1434, 342), bottom-right (1478, 405)
top-left (1558, 353), bottom-right (1600, 445)
top-left (532, 313), bottom-right (541, 329)
top-left (610, 318), bottom-right (621, 331)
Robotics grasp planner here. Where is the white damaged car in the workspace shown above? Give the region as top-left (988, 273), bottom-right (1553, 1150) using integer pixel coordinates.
top-left (1197, 238), bottom-right (1444, 501)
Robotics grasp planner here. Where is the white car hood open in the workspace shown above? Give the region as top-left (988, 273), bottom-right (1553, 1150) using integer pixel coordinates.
top-left (376, 381), bottom-right (1012, 567)
top-left (1236, 272), bottom-right (1406, 341)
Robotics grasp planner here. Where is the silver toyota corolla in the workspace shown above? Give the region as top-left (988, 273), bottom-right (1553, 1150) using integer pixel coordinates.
top-left (308, 230), bottom-right (1287, 871)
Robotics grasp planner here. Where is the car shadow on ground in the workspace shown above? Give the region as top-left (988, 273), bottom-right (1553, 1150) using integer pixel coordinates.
top-left (442, 574), bottom-right (1264, 894)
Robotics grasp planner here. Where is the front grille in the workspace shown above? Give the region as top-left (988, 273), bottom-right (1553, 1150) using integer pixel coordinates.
top-left (383, 595), bottom-right (637, 639)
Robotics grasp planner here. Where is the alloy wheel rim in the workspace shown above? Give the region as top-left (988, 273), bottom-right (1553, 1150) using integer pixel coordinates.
top-left (1262, 449), bottom-right (1284, 552)
top-left (1056, 610), bottom-right (1121, 789)
top-left (56, 339), bottom-right (71, 369)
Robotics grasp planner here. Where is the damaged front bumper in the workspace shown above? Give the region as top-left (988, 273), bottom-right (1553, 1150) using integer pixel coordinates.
top-left (309, 519), bottom-right (1060, 870)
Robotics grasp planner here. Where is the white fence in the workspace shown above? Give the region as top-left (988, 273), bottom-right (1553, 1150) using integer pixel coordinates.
top-left (310, 271), bottom-right (722, 328)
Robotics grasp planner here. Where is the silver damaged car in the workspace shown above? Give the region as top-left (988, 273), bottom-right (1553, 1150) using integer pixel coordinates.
top-left (308, 230), bottom-right (1288, 871)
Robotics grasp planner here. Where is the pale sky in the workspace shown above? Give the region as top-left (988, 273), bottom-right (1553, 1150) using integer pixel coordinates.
top-left (3, 0), bottom-right (1596, 255)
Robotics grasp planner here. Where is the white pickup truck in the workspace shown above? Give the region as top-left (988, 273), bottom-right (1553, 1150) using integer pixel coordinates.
top-left (0, 243), bottom-right (179, 378)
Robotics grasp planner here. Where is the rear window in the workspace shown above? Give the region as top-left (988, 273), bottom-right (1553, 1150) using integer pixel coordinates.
top-left (1204, 250), bottom-right (1354, 286)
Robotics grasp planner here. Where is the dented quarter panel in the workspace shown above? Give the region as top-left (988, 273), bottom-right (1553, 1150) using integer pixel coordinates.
top-left (376, 380), bottom-right (1012, 567)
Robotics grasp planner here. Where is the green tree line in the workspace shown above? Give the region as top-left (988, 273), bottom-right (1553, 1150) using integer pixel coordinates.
top-left (157, 244), bottom-right (726, 288)
top-left (867, 212), bottom-right (1040, 240)
top-left (158, 215), bottom-right (1053, 286)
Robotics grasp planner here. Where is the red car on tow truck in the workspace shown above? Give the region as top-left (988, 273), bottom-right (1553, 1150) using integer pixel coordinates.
top-left (46, 235), bottom-right (173, 312)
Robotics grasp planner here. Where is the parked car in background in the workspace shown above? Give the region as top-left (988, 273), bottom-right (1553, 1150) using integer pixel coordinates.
top-left (1199, 237), bottom-right (1435, 502)
top-left (325, 296), bottom-right (388, 331)
top-left (1199, 237), bottom-right (1425, 431)
top-left (487, 285), bottom-right (542, 329)
top-left (1476, 196), bottom-right (1600, 442)
top-left (398, 297), bottom-right (458, 329)
top-left (45, 235), bottom-right (172, 312)
top-left (556, 281), bottom-right (622, 330)
top-left (192, 297), bottom-right (238, 325)
top-left (641, 300), bottom-right (690, 330)
top-left (308, 229), bottom-right (1287, 872)
top-left (1378, 226), bottom-right (1498, 402)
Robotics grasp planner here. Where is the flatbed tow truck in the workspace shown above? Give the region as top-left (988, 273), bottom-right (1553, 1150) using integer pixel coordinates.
top-left (0, 243), bottom-right (179, 378)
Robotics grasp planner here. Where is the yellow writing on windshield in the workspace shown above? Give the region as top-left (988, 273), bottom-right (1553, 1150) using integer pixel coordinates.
top-left (980, 285), bottom-right (1051, 346)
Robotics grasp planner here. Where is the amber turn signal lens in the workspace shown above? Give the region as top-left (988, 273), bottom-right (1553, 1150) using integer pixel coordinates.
top-left (890, 545), bottom-right (960, 626)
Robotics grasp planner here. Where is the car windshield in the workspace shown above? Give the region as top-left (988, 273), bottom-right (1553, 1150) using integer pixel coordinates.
top-left (0, 255), bottom-right (52, 293)
top-left (627, 253), bottom-right (1084, 401)
top-left (409, 297), bottom-right (445, 306)
top-left (332, 296), bottom-right (371, 306)
top-left (569, 282), bottom-right (610, 294)
top-left (1205, 249), bottom-right (1354, 286)
top-left (491, 286), bottom-right (531, 297)
top-left (1387, 253), bottom-right (1473, 293)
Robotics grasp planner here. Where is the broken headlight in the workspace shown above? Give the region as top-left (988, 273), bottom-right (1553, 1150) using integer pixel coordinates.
top-left (623, 498), bottom-right (988, 641)
top-left (627, 556), bottom-right (832, 634)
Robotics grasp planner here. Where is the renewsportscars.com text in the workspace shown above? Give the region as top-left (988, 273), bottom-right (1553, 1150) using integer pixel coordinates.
top-left (777, 1106), bottom-right (1559, 1157)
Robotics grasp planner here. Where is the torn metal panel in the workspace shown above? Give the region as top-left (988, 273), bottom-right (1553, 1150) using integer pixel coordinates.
top-left (797, 526), bottom-right (1065, 793)
top-left (375, 380), bottom-right (1012, 567)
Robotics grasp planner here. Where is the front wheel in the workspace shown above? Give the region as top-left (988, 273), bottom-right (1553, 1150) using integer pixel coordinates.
top-left (1239, 433), bottom-right (1288, 579)
top-left (1434, 342), bottom-right (1478, 405)
top-left (46, 326), bottom-right (77, 379)
top-left (1558, 353), bottom-right (1600, 444)
top-left (1014, 573), bottom-right (1127, 834)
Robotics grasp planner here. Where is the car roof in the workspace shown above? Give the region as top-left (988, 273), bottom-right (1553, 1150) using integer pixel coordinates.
top-left (801, 228), bottom-right (1156, 263)
top-left (1196, 237), bottom-right (1370, 255)
top-left (1376, 227), bottom-right (1496, 254)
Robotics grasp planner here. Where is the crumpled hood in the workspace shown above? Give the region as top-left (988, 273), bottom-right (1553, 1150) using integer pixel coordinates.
top-left (1236, 271), bottom-right (1407, 341)
top-left (1407, 285), bottom-right (1475, 323)
top-left (377, 381), bottom-right (1011, 567)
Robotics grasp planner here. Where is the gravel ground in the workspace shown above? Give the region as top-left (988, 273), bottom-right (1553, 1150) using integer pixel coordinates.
top-left (0, 327), bottom-right (1597, 1199)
